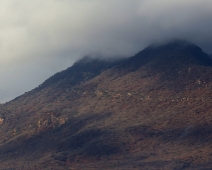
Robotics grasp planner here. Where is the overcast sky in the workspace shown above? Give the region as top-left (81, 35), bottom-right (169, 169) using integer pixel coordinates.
top-left (1, 0), bottom-right (212, 103)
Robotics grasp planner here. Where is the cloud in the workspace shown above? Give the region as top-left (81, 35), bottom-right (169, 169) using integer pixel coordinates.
top-left (0, 0), bottom-right (212, 102)
top-left (137, 0), bottom-right (212, 48)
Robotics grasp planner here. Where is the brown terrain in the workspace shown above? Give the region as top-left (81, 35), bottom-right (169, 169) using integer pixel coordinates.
top-left (1, 40), bottom-right (212, 169)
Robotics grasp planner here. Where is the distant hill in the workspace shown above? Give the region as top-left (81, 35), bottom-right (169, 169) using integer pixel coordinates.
top-left (1, 40), bottom-right (212, 169)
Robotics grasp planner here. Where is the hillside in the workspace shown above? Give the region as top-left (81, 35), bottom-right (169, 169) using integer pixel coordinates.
top-left (1, 40), bottom-right (212, 169)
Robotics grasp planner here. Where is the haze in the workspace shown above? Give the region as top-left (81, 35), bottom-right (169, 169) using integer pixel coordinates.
top-left (0, 0), bottom-right (212, 103)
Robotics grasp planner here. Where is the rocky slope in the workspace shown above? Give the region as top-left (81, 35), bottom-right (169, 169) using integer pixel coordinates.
top-left (1, 40), bottom-right (212, 169)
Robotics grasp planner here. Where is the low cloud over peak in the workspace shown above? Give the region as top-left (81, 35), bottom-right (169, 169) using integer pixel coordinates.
top-left (0, 0), bottom-right (212, 102)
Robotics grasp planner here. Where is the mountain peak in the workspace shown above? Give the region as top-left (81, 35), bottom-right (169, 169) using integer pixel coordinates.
top-left (159, 40), bottom-right (212, 65)
top-left (149, 39), bottom-right (195, 50)
top-left (117, 39), bottom-right (212, 76)
top-left (143, 39), bottom-right (207, 57)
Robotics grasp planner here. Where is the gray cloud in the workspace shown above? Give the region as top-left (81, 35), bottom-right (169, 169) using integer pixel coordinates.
top-left (0, 0), bottom-right (212, 102)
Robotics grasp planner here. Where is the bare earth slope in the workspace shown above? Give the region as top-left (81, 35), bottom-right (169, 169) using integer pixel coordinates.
top-left (1, 40), bottom-right (212, 169)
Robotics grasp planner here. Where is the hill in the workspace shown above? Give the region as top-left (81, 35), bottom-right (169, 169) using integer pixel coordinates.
top-left (1, 40), bottom-right (212, 169)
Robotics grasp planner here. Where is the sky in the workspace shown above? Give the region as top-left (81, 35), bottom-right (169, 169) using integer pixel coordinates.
top-left (1, 0), bottom-right (212, 103)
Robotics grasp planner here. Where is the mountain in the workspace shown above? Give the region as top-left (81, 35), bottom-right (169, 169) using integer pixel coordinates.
top-left (1, 40), bottom-right (212, 169)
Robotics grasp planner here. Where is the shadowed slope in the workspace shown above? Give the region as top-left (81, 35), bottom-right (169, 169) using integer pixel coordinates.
top-left (35, 56), bottom-right (122, 91)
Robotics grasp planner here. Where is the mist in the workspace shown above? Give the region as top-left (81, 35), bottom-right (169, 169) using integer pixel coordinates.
top-left (1, 0), bottom-right (212, 102)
